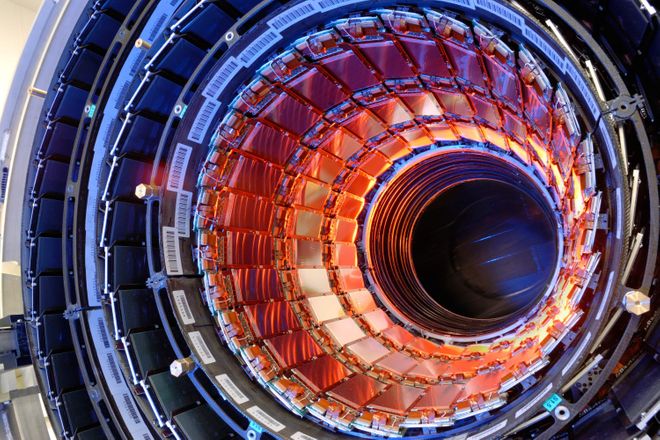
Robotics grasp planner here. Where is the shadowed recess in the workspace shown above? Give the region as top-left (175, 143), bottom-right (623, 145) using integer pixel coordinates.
top-left (412, 179), bottom-right (558, 320)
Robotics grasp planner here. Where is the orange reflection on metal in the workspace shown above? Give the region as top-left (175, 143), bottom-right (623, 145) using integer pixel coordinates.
top-left (368, 383), bottom-right (425, 416)
top-left (294, 355), bottom-right (351, 393)
top-left (328, 374), bottom-right (387, 408)
top-left (265, 330), bottom-right (324, 369)
top-left (194, 8), bottom-right (595, 433)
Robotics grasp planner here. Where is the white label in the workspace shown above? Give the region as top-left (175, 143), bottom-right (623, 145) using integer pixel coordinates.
top-left (614, 187), bottom-right (623, 240)
top-left (166, 143), bottom-right (192, 192)
top-left (189, 331), bottom-right (216, 364)
top-left (216, 374), bottom-right (249, 404)
top-left (475, 0), bottom-right (524, 29)
top-left (175, 190), bottom-right (192, 238)
top-left (88, 310), bottom-right (154, 438)
top-left (162, 226), bottom-right (183, 275)
top-left (239, 31), bottom-right (283, 65)
top-left (515, 383), bottom-right (552, 418)
top-left (318, 0), bottom-right (365, 12)
top-left (292, 433), bottom-right (317, 440)
top-left (523, 26), bottom-right (567, 74)
top-left (466, 420), bottom-right (507, 440)
top-left (203, 57), bottom-right (240, 100)
top-left (173, 290), bottom-right (195, 325)
top-left (596, 271), bottom-right (614, 321)
top-left (267, 2), bottom-right (318, 31)
top-left (247, 406), bottom-right (286, 432)
top-left (565, 61), bottom-right (600, 120)
top-left (562, 331), bottom-right (592, 375)
top-left (188, 99), bottom-right (219, 143)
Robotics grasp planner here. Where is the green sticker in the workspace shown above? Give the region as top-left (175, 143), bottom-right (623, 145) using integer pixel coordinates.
top-left (87, 104), bottom-right (96, 118)
top-left (543, 393), bottom-right (562, 411)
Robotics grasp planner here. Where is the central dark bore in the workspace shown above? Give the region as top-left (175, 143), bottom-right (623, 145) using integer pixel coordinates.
top-left (365, 150), bottom-right (561, 336)
top-left (411, 180), bottom-right (558, 320)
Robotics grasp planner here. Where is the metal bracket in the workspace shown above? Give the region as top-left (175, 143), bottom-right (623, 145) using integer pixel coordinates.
top-left (605, 94), bottom-right (645, 121)
top-left (146, 271), bottom-right (169, 290)
top-left (588, 272), bottom-right (601, 290)
top-left (562, 331), bottom-right (578, 347)
top-left (64, 305), bottom-right (100, 320)
top-left (593, 153), bottom-right (604, 170)
top-left (579, 370), bottom-right (602, 395)
top-left (520, 376), bottom-right (536, 390)
top-left (63, 309), bottom-right (80, 320)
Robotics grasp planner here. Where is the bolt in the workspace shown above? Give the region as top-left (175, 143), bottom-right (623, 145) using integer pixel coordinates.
top-left (623, 290), bottom-right (650, 315)
top-left (134, 38), bottom-right (152, 50)
top-left (135, 183), bottom-right (159, 200)
top-left (170, 357), bottom-right (195, 377)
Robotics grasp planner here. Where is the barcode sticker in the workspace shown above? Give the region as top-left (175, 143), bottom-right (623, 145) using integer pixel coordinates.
top-left (122, 393), bottom-right (141, 424)
top-left (87, 309), bottom-right (153, 438)
top-left (565, 61), bottom-right (600, 119)
top-left (216, 374), bottom-right (249, 404)
top-left (475, 0), bottom-right (523, 29)
top-left (97, 318), bottom-right (110, 349)
top-left (189, 331), bottom-right (215, 364)
top-left (113, 80), bottom-right (132, 110)
top-left (203, 57), bottom-right (240, 100)
top-left (239, 31), bottom-right (283, 65)
top-left (188, 99), bottom-right (219, 143)
top-left (318, 0), bottom-right (367, 12)
top-left (267, 2), bottom-right (317, 31)
top-left (523, 26), bottom-right (567, 74)
top-left (106, 353), bottom-right (121, 383)
top-left (247, 406), bottom-right (286, 432)
top-left (166, 143), bottom-right (192, 192)
top-left (162, 226), bottom-right (183, 275)
top-left (173, 290), bottom-right (195, 325)
top-left (175, 190), bottom-right (192, 238)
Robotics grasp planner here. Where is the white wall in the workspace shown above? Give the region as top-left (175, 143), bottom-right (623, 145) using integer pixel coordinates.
top-left (0, 1), bottom-right (41, 116)
top-left (0, 1), bottom-right (41, 317)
